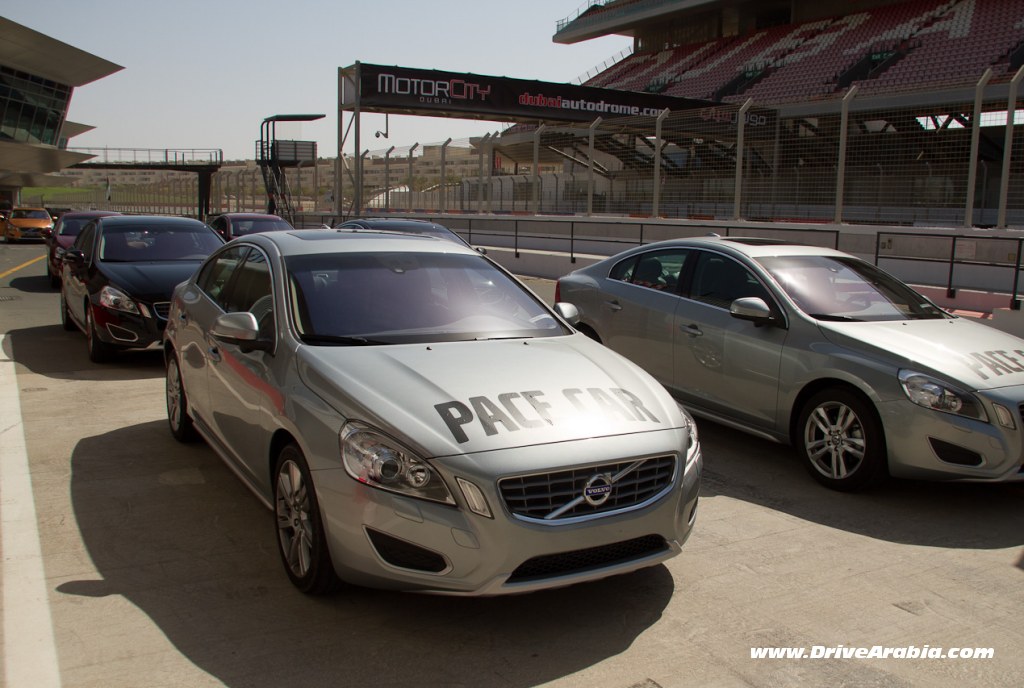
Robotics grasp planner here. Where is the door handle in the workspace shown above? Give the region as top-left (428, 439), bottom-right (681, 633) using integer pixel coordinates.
top-left (682, 324), bottom-right (703, 337)
top-left (207, 346), bottom-right (221, 363)
top-left (604, 300), bottom-right (622, 312)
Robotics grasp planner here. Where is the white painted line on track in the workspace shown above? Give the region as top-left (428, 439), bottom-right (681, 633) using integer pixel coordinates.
top-left (1, 334), bottom-right (61, 687)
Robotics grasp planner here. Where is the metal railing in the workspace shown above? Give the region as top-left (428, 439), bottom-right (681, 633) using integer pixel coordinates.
top-left (68, 147), bottom-right (223, 166)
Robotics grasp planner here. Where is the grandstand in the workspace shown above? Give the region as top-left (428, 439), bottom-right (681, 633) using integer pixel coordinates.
top-left (501, 0), bottom-right (1024, 227)
top-left (558, 0), bottom-right (1024, 104)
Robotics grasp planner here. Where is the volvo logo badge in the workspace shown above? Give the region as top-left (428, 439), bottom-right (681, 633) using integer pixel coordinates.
top-left (583, 473), bottom-right (614, 506)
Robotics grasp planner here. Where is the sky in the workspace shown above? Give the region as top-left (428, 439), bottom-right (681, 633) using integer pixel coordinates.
top-left (7, 0), bottom-right (631, 161)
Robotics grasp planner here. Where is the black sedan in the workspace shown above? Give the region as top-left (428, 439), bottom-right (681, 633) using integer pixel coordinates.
top-left (60, 215), bottom-right (224, 362)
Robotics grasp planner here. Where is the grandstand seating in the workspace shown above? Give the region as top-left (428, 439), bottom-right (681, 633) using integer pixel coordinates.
top-left (583, 0), bottom-right (1024, 104)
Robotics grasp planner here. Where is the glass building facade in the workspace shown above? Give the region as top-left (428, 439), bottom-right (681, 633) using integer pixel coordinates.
top-left (0, 65), bottom-right (71, 147)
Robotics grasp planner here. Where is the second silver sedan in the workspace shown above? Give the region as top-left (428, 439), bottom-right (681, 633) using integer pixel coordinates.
top-left (557, 236), bottom-right (1024, 491)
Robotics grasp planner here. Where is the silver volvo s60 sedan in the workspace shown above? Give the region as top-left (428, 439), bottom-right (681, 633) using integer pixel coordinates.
top-left (164, 229), bottom-right (701, 595)
top-left (557, 235), bottom-right (1024, 491)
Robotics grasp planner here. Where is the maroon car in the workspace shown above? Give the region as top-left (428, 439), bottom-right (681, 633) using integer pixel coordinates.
top-left (45, 210), bottom-right (120, 287)
top-left (207, 212), bottom-right (293, 241)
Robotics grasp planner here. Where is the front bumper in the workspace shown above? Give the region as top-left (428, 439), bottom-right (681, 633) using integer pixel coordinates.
top-left (91, 301), bottom-right (169, 349)
top-left (315, 428), bottom-right (701, 595)
top-left (880, 395), bottom-right (1024, 482)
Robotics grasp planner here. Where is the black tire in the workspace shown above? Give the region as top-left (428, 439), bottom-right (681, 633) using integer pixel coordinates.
top-left (59, 290), bottom-right (76, 331)
top-left (273, 443), bottom-right (341, 594)
top-left (85, 304), bottom-right (113, 363)
top-left (47, 260), bottom-right (59, 289)
top-left (796, 387), bottom-right (887, 491)
top-left (165, 353), bottom-right (199, 442)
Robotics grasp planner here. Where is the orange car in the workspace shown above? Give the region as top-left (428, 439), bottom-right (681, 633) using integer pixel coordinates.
top-left (4, 207), bottom-right (54, 243)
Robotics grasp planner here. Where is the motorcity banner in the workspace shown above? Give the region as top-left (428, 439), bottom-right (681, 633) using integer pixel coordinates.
top-left (350, 63), bottom-right (720, 123)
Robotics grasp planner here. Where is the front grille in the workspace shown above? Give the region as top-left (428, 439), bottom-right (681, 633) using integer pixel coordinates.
top-left (152, 302), bottom-right (171, 320)
top-left (498, 455), bottom-right (676, 522)
top-left (507, 534), bottom-right (668, 583)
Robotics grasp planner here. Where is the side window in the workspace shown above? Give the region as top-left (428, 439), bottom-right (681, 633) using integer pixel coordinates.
top-left (689, 252), bottom-right (771, 309)
top-left (196, 246), bottom-right (249, 309)
top-left (209, 217), bottom-right (226, 238)
top-left (220, 250), bottom-right (275, 338)
top-left (75, 223), bottom-right (96, 260)
top-left (614, 249), bottom-right (689, 292)
top-left (609, 256), bottom-right (638, 283)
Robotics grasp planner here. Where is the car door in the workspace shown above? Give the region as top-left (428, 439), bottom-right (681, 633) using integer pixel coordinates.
top-left (590, 248), bottom-right (690, 386)
top-left (203, 247), bottom-right (277, 492)
top-left (61, 221), bottom-right (97, 328)
top-left (672, 250), bottom-right (789, 432)
top-left (175, 245), bottom-right (252, 428)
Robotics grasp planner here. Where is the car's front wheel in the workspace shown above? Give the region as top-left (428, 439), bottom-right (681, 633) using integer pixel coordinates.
top-left (166, 353), bottom-right (198, 442)
top-left (60, 290), bottom-right (76, 331)
top-left (46, 259), bottom-right (59, 288)
top-left (85, 305), bottom-right (113, 363)
top-left (796, 387), bottom-right (887, 491)
top-left (273, 443), bottom-right (340, 594)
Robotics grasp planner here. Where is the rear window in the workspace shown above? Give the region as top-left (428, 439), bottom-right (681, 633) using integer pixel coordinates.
top-left (99, 224), bottom-right (223, 262)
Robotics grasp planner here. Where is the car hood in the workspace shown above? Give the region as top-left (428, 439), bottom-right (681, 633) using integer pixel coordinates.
top-left (296, 335), bottom-right (685, 458)
top-left (101, 261), bottom-right (202, 303)
top-left (818, 317), bottom-right (1024, 390)
top-left (9, 219), bottom-right (50, 228)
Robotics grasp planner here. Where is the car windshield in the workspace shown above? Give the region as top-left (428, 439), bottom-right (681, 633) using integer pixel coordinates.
top-left (286, 251), bottom-right (568, 344)
top-left (758, 254), bottom-right (949, 321)
top-left (58, 218), bottom-right (86, 236)
top-left (12, 209), bottom-right (49, 220)
top-left (232, 218), bottom-right (293, 236)
top-left (99, 224), bottom-right (222, 262)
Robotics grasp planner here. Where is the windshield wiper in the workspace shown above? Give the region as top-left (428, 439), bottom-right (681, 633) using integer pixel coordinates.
top-left (807, 314), bottom-right (864, 322)
top-left (300, 334), bottom-right (392, 346)
top-left (474, 335), bottom-right (533, 341)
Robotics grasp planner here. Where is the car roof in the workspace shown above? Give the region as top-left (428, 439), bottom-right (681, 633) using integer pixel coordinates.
top-left (213, 213), bottom-right (282, 219)
top-left (59, 210), bottom-right (121, 219)
top-left (342, 218), bottom-right (448, 229)
top-left (242, 228), bottom-right (479, 258)
top-left (638, 235), bottom-right (850, 260)
top-left (97, 215), bottom-right (209, 227)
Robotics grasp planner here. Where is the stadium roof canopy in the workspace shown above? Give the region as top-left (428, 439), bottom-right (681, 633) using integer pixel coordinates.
top-left (0, 18), bottom-right (123, 190)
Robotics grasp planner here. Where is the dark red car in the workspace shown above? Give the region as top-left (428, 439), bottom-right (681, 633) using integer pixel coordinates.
top-left (45, 210), bottom-right (121, 287)
top-left (207, 212), bottom-right (293, 241)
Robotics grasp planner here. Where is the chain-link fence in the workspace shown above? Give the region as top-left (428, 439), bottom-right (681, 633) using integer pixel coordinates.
top-left (340, 69), bottom-right (1024, 228)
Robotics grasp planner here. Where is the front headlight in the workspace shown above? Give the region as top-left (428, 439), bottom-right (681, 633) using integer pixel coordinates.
top-left (341, 422), bottom-right (455, 505)
top-left (99, 285), bottom-right (140, 315)
top-left (679, 405), bottom-right (701, 474)
top-left (898, 370), bottom-right (987, 422)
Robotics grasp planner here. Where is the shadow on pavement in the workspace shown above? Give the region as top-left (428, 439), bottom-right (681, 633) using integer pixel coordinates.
top-left (4, 324), bottom-right (164, 380)
top-left (696, 419), bottom-right (1024, 550)
top-left (9, 273), bottom-right (54, 294)
top-left (62, 420), bottom-right (673, 687)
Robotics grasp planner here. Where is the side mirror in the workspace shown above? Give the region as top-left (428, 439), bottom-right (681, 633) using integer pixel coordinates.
top-left (210, 312), bottom-right (273, 352)
top-left (64, 249), bottom-right (86, 265)
top-left (730, 297), bottom-right (775, 325)
top-left (554, 302), bottom-right (580, 326)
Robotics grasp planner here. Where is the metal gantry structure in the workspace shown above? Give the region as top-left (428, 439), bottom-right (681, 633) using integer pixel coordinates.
top-left (257, 114), bottom-right (324, 224)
